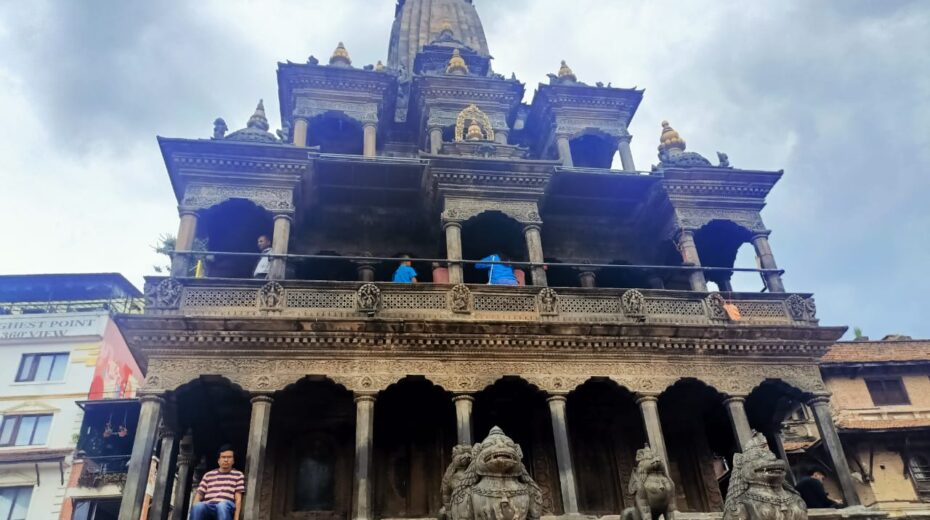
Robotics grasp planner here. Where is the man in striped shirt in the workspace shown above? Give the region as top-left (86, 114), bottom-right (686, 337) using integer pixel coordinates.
top-left (190, 445), bottom-right (245, 520)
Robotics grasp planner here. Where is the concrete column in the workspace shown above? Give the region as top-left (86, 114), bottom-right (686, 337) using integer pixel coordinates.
top-left (495, 130), bottom-right (509, 145)
top-left (269, 214), bottom-right (292, 280)
top-left (523, 225), bottom-right (548, 287)
top-left (444, 222), bottom-right (464, 284)
top-left (636, 395), bottom-right (669, 470)
top-left (453, 395), bottom-right (474, 445)
top-left (293, 117), bottom-right (309, 147)
top-left (244, 395), bottom-right (273, 520)
top-left (353, 395), bottom-right (376, 520)
top-left (677, 230), bottom-right (707, 292)
top-left (363, 122), bottom-right (377, 157)
top-left (119, 395), bottom-right (164, 520)
top-left (171, 211), bottom-right (198, 276)
top-left (577, 270), bottom-right (597, 288)
top-left (547, 396), bottom-right (580, 515)
top-left (723, 397), bottom-right (753, 450)
top-left (149, 427), bottom-right (177, 520)
top-left (556, 136), bottom-right (574, 167)
top-left (618, 135), bottom-right (636, 172)
top-left (430, 127), bottom-right (443, 155)
top-left (751, 234), bottom-right (785, 293)
top-left (169, 433), bottom-right (194, 520)
top-left (808, 396), bottom-right (860, 506)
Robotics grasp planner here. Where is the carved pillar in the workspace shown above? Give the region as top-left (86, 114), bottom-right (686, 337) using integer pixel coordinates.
top-left (430, 127), bottom-right (443, 154)
top-left (618, 134), bottom-right (636, 171)
top-left (171, 210), bottom-right (198, 277)
top-left (677, 230), bottom-right (707, 292)
top-left (523, 225), bottom-right (548, 287)
top-left (293, 117), bottom-right (309, 147)
top-left (766, 428), bottom-right (796, 485)
top-left (636, 395), bottom-right (669, 470)
top-left (269, 214), bottom-right (292, 280)
top-left (547, 396), bottom-right (580, 515)
top-left (577, 270), bottom-right (597, 288)
top-left (356, 263), bottom-right (376, 282)
top-left (723, 397), bottom-right (753, 450)
top-left (808, 396), bottom-right (860, 506)
top-left (353, 395), bottom-right (376, 520)
top-left (363, 122), bottom-right (377, 157)
top-left (444, 222), bottom-right (464, 284)
top-left (244, 395), bottom-right (273, 520)
top-left (169, 432), bottom-right (194, 520)
top-left (495, 130), bottom-right (509, 145)
top-left (149, 427), bottom-right (177, 520)
top-left (453, 395), bottom-right (474, 445)
top-left (119, 395), bottom-right (164, 520)
top-left (751, 234), bottom-right (785, 293)
top-left (556, 135), bottom-right (574, 167)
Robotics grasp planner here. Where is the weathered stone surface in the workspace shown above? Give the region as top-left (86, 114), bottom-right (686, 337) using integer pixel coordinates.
top-left (723, 433), bottom-right (807, 520)
top-left (621, 445), bottom-right (677, 520)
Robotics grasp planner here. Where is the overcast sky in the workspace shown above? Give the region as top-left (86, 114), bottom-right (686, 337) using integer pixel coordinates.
top-left (1, 1), bottom-right (928, 339)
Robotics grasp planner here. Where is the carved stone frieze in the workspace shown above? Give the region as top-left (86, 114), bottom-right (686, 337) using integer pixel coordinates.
top-left (674, 207), bottom-right (767, 234)
top-left (294, 98), bottom-right (379, 125)
top-left (442, 197), bottom-right (542, 225)
top-left (785, 294), bottom-right (817, 323)
top-left (258, 282), bottom-right (285, 311)
top-left (145, 279), bottom-right (184, 309)
top-left (554, 117), bottom-right (625, 140)
top-left (621, 289), bottom-right (646, 319)
top-left (537, 288), bottom-right (559, 316)
top-left (705, 293), bottom-right (728, 322)
top-left (356, 283), bottom-right (382, 314)
top-left (448, 284), bottom-right (473, 314)
top-left (182, 184), bottom-right (294, 212)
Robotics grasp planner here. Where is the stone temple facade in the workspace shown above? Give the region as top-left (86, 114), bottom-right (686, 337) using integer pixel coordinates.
top-left (116, 2), bottom-right (875, 520)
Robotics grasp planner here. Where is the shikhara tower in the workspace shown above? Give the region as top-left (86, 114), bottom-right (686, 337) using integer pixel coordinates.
top-left (115, 2), bottom-right (868, 520)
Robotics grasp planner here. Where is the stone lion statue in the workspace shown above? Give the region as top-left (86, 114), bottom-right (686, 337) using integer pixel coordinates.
top-left (440, 444), bottom-right (475, 520)
top-left (723, 433), bottom-right (806, 520)
top-left (621, 445), bottom-right (677, 520)
top-left (445, 426), bottom-right (542, 520)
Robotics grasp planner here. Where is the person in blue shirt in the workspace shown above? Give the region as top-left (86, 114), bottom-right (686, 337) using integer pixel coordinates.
top-left (392, 256), bottom-right (418, 283)
top-left (476, 253), bottom-right (519, 285)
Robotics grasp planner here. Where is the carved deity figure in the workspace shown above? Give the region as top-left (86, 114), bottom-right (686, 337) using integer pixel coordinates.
top-left (621, 445), bottom-right (677, 520)
top-left (445, 426), bottom-right (542, 520)
top-left (723, 433), bottom-right (806, 520)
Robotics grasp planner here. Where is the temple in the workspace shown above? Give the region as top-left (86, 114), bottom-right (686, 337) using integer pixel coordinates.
top-left (115, 2), bottom-right (879, 520)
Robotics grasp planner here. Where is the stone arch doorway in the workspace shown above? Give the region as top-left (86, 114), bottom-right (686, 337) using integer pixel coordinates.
top-left (198, 198), bottom-right (274, 278)
top-left (460, 211), bottom-right (527, 284)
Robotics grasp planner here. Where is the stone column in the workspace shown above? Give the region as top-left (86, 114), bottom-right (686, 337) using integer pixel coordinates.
top-left (453, 395), bottom-right (474, 445)
top-left (244, 395), bottom-right (273, 520)
top-left (495, 130), bottom-right (509, 145)
top-left (647, 274), bottom-right (665, 289)
top-left (363, 122), bottom-right (377, 157)
top-left (618, 135), bottom-right (636, 172)
top-left (723, 397), bottom-right (753, 450)
top-left (119, 395), bottom-right (164, 520)
top-left (808, 396), bottom-right (860, 506)
top-left (523, 225), bottom-right (548, 287)
top-left (766, 428), bottom-right (796, 485)
top-left (718, 278), bottom-right (734, 292)
top-left (636, 395), bottom-right (669, 470)
top-left (577, 270), bottom-right (597, 288)
top-left (356, 263), bottom-right (376, 283)
top-left (169, 433), bottom-right (194, 520)
top-left (269, 214), bottom-right (292, 280)
top-left (677, 230), bottom-right (707, 292)
top-left (751, 234), bottom-right (785, 293)
top-left (444, 222), bottom-right (464, 284)
top-left (353, 395), bottom-right (376, 520)
top-left (430, 127), bottom-right (443, 155)
top-left (148, 427), bottom-right (177, 520)
top-left (171, 210), bottom-right (198, 276)
top-left (293, 117), bottom-right (309, 147)
top-left (556, 136), bottom-right (574, 167)
top-left (547, 396), bottom-right (580, 515)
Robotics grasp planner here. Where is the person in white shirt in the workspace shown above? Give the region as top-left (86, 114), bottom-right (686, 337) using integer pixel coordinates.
top-left (253, 235), bottom-right (272, 279)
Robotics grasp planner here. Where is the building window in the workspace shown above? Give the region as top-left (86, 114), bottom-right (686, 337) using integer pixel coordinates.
top-left (865, 378), bottom-right (910, 406)
top-left (15, 353), bottom-right (68, 383)
top-left (72, 499), bottom-right (120, 520)
top-left (0, 486), bottom-right (33, 520)
top-left (909, 452), bottom-right (930, 502)
top-left (0, 415), bottom-right (53, 447)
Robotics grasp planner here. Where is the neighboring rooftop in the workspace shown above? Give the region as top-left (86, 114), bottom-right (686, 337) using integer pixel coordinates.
top-left (821, 338), bottom-right (930, 365)
top-left (0, 273), bottom-right (143, 315)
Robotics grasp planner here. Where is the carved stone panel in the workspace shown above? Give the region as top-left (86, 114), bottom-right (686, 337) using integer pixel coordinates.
top-left (182, 184), bottom-right (295, 212)
top-left (442, 197), bottom-right (542, 225)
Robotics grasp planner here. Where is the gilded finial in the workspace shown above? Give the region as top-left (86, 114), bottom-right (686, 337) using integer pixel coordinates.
top-left (446, 49), bottom-right (469, 75)
top-left (247, 99), bottom-right (269, 132)
top-left (454, 104), bottom-right (495, 142)
top-left (658, 120), bottom-right (686, 153)
top-left (466, 120), bottom-right (484, 141)
top-left (330, 41), bottom-right (352, 67)
top-left (374, 60), bottom-right (385, 72)
top-left (558, 60), bottom-right (577, 82)
top-left (440, 21), bottom-right (454, 36)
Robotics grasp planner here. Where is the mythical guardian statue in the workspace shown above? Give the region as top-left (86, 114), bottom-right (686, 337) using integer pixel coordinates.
top-left (440, 445), bottom-right (475, 520)
top-left (723, 433), bottom-right (806, 520)
top-left (621, 445), bottom-right (677, 520)
top-left (445, 426), bottom-right (542, 520)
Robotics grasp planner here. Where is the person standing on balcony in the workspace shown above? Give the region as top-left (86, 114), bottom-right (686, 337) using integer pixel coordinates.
top-left (476, 253), bottom-right (519, 285)
top-left (392, 255), bottom-right (418, 283)
top-left (253, 235), bottom-right (272, 279)
top-left (190, 445), bottom-right (245, 520)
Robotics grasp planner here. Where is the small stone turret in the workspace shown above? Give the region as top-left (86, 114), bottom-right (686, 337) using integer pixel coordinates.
top-left (330, 42), bottom-right (352, 67)
top-left (446, 49), bottom-right (469, 75)
top-left (656, 120), bottom-right (711, 168)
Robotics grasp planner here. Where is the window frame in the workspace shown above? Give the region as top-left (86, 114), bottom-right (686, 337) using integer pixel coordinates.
top-left (0, 486), bottom-right (33, 520)
top-left (14, 353), bottom-right (69, 383)
top-left (865, 377), bottom-right (910, 406)
top-left (908, 452), bottom-right (930, 502)
top-left (0, 414), bottom-right (53, 447)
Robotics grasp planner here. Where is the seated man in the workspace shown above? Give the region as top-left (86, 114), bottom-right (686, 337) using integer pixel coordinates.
top-left (190, 445), bottom-right (245, 520)
top-left (392, 255), bottom-right (418, 283)
top-left (476, 253), bottom-right (519, 285)
top-left (795, 469), bottom-right (843, 509)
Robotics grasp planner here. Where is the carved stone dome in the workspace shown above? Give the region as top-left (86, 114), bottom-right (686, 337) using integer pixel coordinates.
top-left (388, 0), bottom-right (490, 73)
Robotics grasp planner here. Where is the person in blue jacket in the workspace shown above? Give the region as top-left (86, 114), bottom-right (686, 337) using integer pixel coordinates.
top-left (392, 255), bottom-right (418, 283)
top-left (476, 253), bottom-right (519, 285)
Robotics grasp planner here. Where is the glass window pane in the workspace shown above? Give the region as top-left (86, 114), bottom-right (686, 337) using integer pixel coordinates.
top-left (10, 487), bottom-right (31, 520)
top-left (72, 501), bottom-right (91, 520)
top-left (16, 355), bottom-right (35, 381)
top-left (49, 354), bottom-right (68, 381)
top-left (0, 418), bottom-right (15, 445)
top-left (31, 416), bottom-right (51, 445)
top-left (14, 416), bottom-right (37, 446)
top-left (0, 488), bottom-right (15, 520)
top-left (35, 355), bottom-right (54, 382)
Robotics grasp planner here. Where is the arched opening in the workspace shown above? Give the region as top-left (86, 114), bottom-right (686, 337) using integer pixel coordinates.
top-left (659, 379), bottom-right (734, 512)
top-left (694, 221), bottom-right (753, 293)
top-left (374, 377), bottom-right (455, 518)
top-left (295, 251), bottom-right (359, 282)
top-left (460, 211), bottom-right (527, 285)
top-left (473, 378), bottom-right (562, 515)
top-left (746, 380), bottom-right (810, 485)
top-left (269, 377), bottom-right (356, 520)
top-left (198, 199), bottom-right (274, 278)
top-left (309, 114), bottom-right (364, 155)
top-left (569, 133), bottom-right (616, 169)
top-left (567, 379), bottom-right (645, 515)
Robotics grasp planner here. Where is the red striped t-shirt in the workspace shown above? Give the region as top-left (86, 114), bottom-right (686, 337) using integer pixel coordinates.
top-left (198, 469), bottom-right (245, 503)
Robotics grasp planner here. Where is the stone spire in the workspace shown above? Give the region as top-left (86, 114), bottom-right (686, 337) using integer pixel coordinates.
top-left (247, 100), bottom-right (270, 132)
top-left (330, 42), bottom-right (352, 67)
top-left (388, 0), bottom-right (490, 72)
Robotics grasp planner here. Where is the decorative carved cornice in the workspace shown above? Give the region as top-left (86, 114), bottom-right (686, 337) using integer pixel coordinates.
top-left (181, 183), bottom-right (295, 212)
top-left (442, 197), bottom-right (542, 224)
